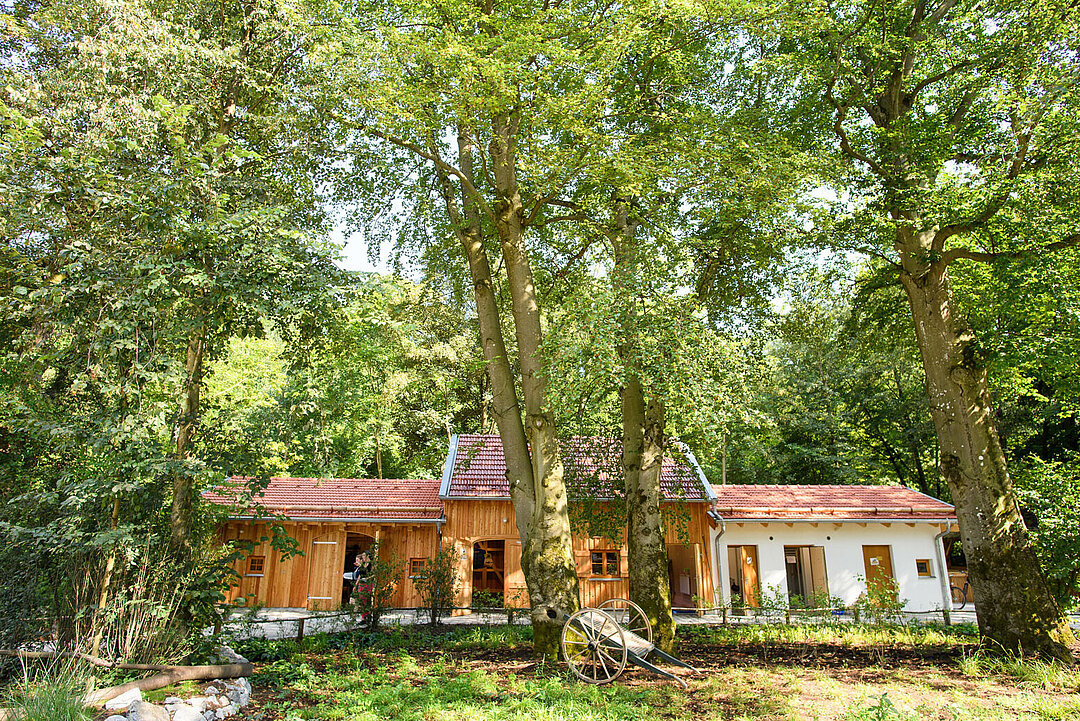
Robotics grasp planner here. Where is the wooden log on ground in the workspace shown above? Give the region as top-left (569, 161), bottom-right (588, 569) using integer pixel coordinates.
top-left (85, 663), bottom-right (253, 706)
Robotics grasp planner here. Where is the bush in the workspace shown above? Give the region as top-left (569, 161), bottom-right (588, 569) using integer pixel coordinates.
top-left (411, 544), bottom-right (460, 626)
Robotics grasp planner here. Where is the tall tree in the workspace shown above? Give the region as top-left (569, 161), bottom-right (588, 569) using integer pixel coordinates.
top-left (318, 0), bottom-right (668, 655)
top-left (797, 0), bottom-right (1079, 657)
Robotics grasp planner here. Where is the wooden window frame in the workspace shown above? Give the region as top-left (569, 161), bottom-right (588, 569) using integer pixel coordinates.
top-left (915, 558), bottom-right (934, 577)
top-left (409, 558), bottom-right (427, 578)
top-left (590, 550), bottom-right (620, 578)
top-left (246, 555), bottom-right (265, 577)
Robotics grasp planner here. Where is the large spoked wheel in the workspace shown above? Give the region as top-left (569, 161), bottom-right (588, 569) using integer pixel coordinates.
top-left (598, 597), bottom-right (653, 646)
top-left (950, 586), bottom-right (967, 609)
top-left (560, 608), bottom-right (628, 684)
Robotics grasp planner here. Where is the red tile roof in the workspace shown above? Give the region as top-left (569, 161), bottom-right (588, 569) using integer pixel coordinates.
top-left (443, 434), bottom-right (711, 501)
top-left (711, 484), bottom-right (955, 521)
top-left (202, 477), bottom-right (443, 521)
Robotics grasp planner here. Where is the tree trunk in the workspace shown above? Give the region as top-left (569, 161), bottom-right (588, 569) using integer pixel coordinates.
top-left (431, 124), bottom-right (578, 657)
top-left (622, 378), bottom-right (675, 651)
top-left (169, 328), bottom-right (206, 557)
top-left (611, 197), bottom-right (675, 651)
top-left (900, 259), bottom-right (1075, 660)
top-left (490, 113), bottom-right (580, 656)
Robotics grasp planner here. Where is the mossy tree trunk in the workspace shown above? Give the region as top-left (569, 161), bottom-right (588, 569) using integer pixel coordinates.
top-left (491, 113), bottom-right (581, 655)
top-left (899, 244), bottom-right (1075, 660)
top-left (818, 0), bottom-right (1078, 660)
top-left (611, 198), bottom-right (675, 652)
top-left (431, 122), bottom-right (579, 659)
top-left (622, 377), bottom-right (675, 652)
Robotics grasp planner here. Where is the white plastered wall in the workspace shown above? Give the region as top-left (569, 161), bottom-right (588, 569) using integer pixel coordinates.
top-left (710, 520), bottom-right (952, 611)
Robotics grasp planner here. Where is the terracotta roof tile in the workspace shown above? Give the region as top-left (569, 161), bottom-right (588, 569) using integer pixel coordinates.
top-left (445, 434), bottom-right (709, 501)
top-left (711, 484), bottom-right (955, 520)
top-left (202, 477), bottom-right (443, 521)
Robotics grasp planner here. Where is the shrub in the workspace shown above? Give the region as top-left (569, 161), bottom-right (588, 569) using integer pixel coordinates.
top-left (411, 544), bottom-right (460, 626)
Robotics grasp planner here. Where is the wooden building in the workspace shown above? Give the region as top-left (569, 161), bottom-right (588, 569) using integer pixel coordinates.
top-left (206, 434), bottom-right (719, 612)
top-left (439, 434), bottom-right (719, 610)
top-left (205, 477), bottom-right (442, 610)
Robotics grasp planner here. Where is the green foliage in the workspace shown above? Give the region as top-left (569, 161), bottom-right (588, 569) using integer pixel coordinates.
top-left (854, 575), bottom-right (909, 626)
top-left (1014, 454), bottom-right (1080, 610)
top-left (412, 544), bottom-right (461, 626)
top-left (0, 0), bottom-right (341, 660)
top-left (200, 276), bottom-right (486, 480)
top-left (841, 694), bottom-right (915, 721)
top-left (352, 540), bottom-right (405, 631)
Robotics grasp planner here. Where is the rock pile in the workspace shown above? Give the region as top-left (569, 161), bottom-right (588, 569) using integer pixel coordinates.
top-left (102, 647), bottom-right (252, 721)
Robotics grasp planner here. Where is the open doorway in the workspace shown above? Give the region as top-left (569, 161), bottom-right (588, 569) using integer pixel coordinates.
top-left (472, 540), bottom-right (505, 603)
top-left (784, 546), bottom-right (829, 606)
top-left (667, 543), bottom-right (700, 610)
top-left (343, 532), bottom-right (375, 603)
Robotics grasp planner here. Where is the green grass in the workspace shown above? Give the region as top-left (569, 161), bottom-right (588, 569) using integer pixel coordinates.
top-left (237, 625), bottom-right (1079, 721)
top-left (678, 621), bottom-right (980, 649)
top-left (1, 662), bottom-right (92, 721)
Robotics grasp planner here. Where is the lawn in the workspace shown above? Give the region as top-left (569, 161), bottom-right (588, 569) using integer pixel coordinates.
top-left (230, 624), bottom-right (1080, 721)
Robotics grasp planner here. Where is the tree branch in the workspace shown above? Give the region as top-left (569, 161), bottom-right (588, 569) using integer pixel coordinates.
top-left (940, 232), bottom-right (1080, 266)
top-left (826, 81), bottom-right (889, 178)
top-left (359, 124), bottom-right (496, 226)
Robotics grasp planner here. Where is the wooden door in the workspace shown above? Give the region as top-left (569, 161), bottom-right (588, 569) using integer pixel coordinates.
top-left (306, 535), bottom-right (341, 610)
top-left (741, 546), bottom-right (761, 606)
top-left (862, 545), bottom-right (895, 601)
top-left (505, 541), bottom-right (530, 607)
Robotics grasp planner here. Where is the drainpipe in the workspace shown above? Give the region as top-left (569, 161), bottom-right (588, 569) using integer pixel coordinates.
top-left (712, 514), bottom-right (727, 608)
top-left (934, 520), bottom-right (954, 625)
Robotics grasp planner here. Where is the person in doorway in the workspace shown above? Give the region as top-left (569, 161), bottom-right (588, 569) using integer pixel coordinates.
top-left (350, 552), bottom-right (374, 622)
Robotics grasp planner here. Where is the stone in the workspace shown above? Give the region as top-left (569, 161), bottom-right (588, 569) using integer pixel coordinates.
top-left (203, 685), bottom-right (220, 695)
top-left (173, 703), bottom-right (205, 721)
top-left (217, 645), bottom-right (248, 664)
top-left (203, 712), bottom-right (216, 721)
top-left (215, 703), bottom-right (237, 719)
top-left (127, 700), bottom-right (170, 721)
top-left (187, 697), bottom-right (208, 713)
top-left (104, 687), bottom-right (142, 710)
top-left (164, 696), bottom-right (184, 705)
top-left (104, 715), bottom-right (127, 721)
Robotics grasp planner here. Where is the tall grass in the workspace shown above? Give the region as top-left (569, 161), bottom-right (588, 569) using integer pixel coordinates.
top-left (679, 622), bottom-right (978, 648)
top-left (958, 649), bottom-right (1080, 691)
top-left (1, 660), bottom-right (91, 721)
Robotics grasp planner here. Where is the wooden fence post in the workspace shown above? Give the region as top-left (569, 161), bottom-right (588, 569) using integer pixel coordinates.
top-left (296, 617), bottom-right (306, 643)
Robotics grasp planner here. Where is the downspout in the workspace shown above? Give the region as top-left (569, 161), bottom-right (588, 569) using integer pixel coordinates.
top-left (712, 514), bottom-right (727, 608)
top-left (934, 520), bottom-right (954, 624)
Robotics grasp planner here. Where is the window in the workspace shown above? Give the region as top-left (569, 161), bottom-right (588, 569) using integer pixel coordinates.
top-left (915, 559), bottom-right (933, 577)
top-left (246, 556), bottom-right (265, 576)
top-left (410, 558), bottom-right (427, 577)
top-left (591, 551), bottom-right (619, 576)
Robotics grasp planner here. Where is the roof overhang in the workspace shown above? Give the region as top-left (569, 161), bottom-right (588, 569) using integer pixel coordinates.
top-left (717, 516), bottom-right (956, 524)
top-left (225, 515), bottom-right (445, 524)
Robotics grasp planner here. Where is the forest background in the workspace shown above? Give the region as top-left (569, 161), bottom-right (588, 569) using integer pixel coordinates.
top-left (1, 0), bottom-right (1078, 668)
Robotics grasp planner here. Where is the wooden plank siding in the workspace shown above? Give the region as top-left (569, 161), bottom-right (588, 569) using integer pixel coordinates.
top-left (219, 499), bottom-right (715, 612)
top-left (220, 521), bottom-right (438, 609)
top-left (441, 499), bottom-right (715, 610)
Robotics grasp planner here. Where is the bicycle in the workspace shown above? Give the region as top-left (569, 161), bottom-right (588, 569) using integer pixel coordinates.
top-left (950, 580), bottom-right (971, 609)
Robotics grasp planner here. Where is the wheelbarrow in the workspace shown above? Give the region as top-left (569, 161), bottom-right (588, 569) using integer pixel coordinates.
top-left (559, 598), bottom-right (700, 688)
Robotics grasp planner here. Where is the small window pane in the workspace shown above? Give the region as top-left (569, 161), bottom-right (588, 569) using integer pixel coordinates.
top-left (605, 552), bottom-right (619, 575)
top-left (591, 552), bottom-right (603, 575)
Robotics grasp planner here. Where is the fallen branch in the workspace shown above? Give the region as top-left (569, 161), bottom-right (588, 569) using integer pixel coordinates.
top-left (0, 650), bottom-right (252, 709)
top-left (85, 663), bottom-right (253, 707)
